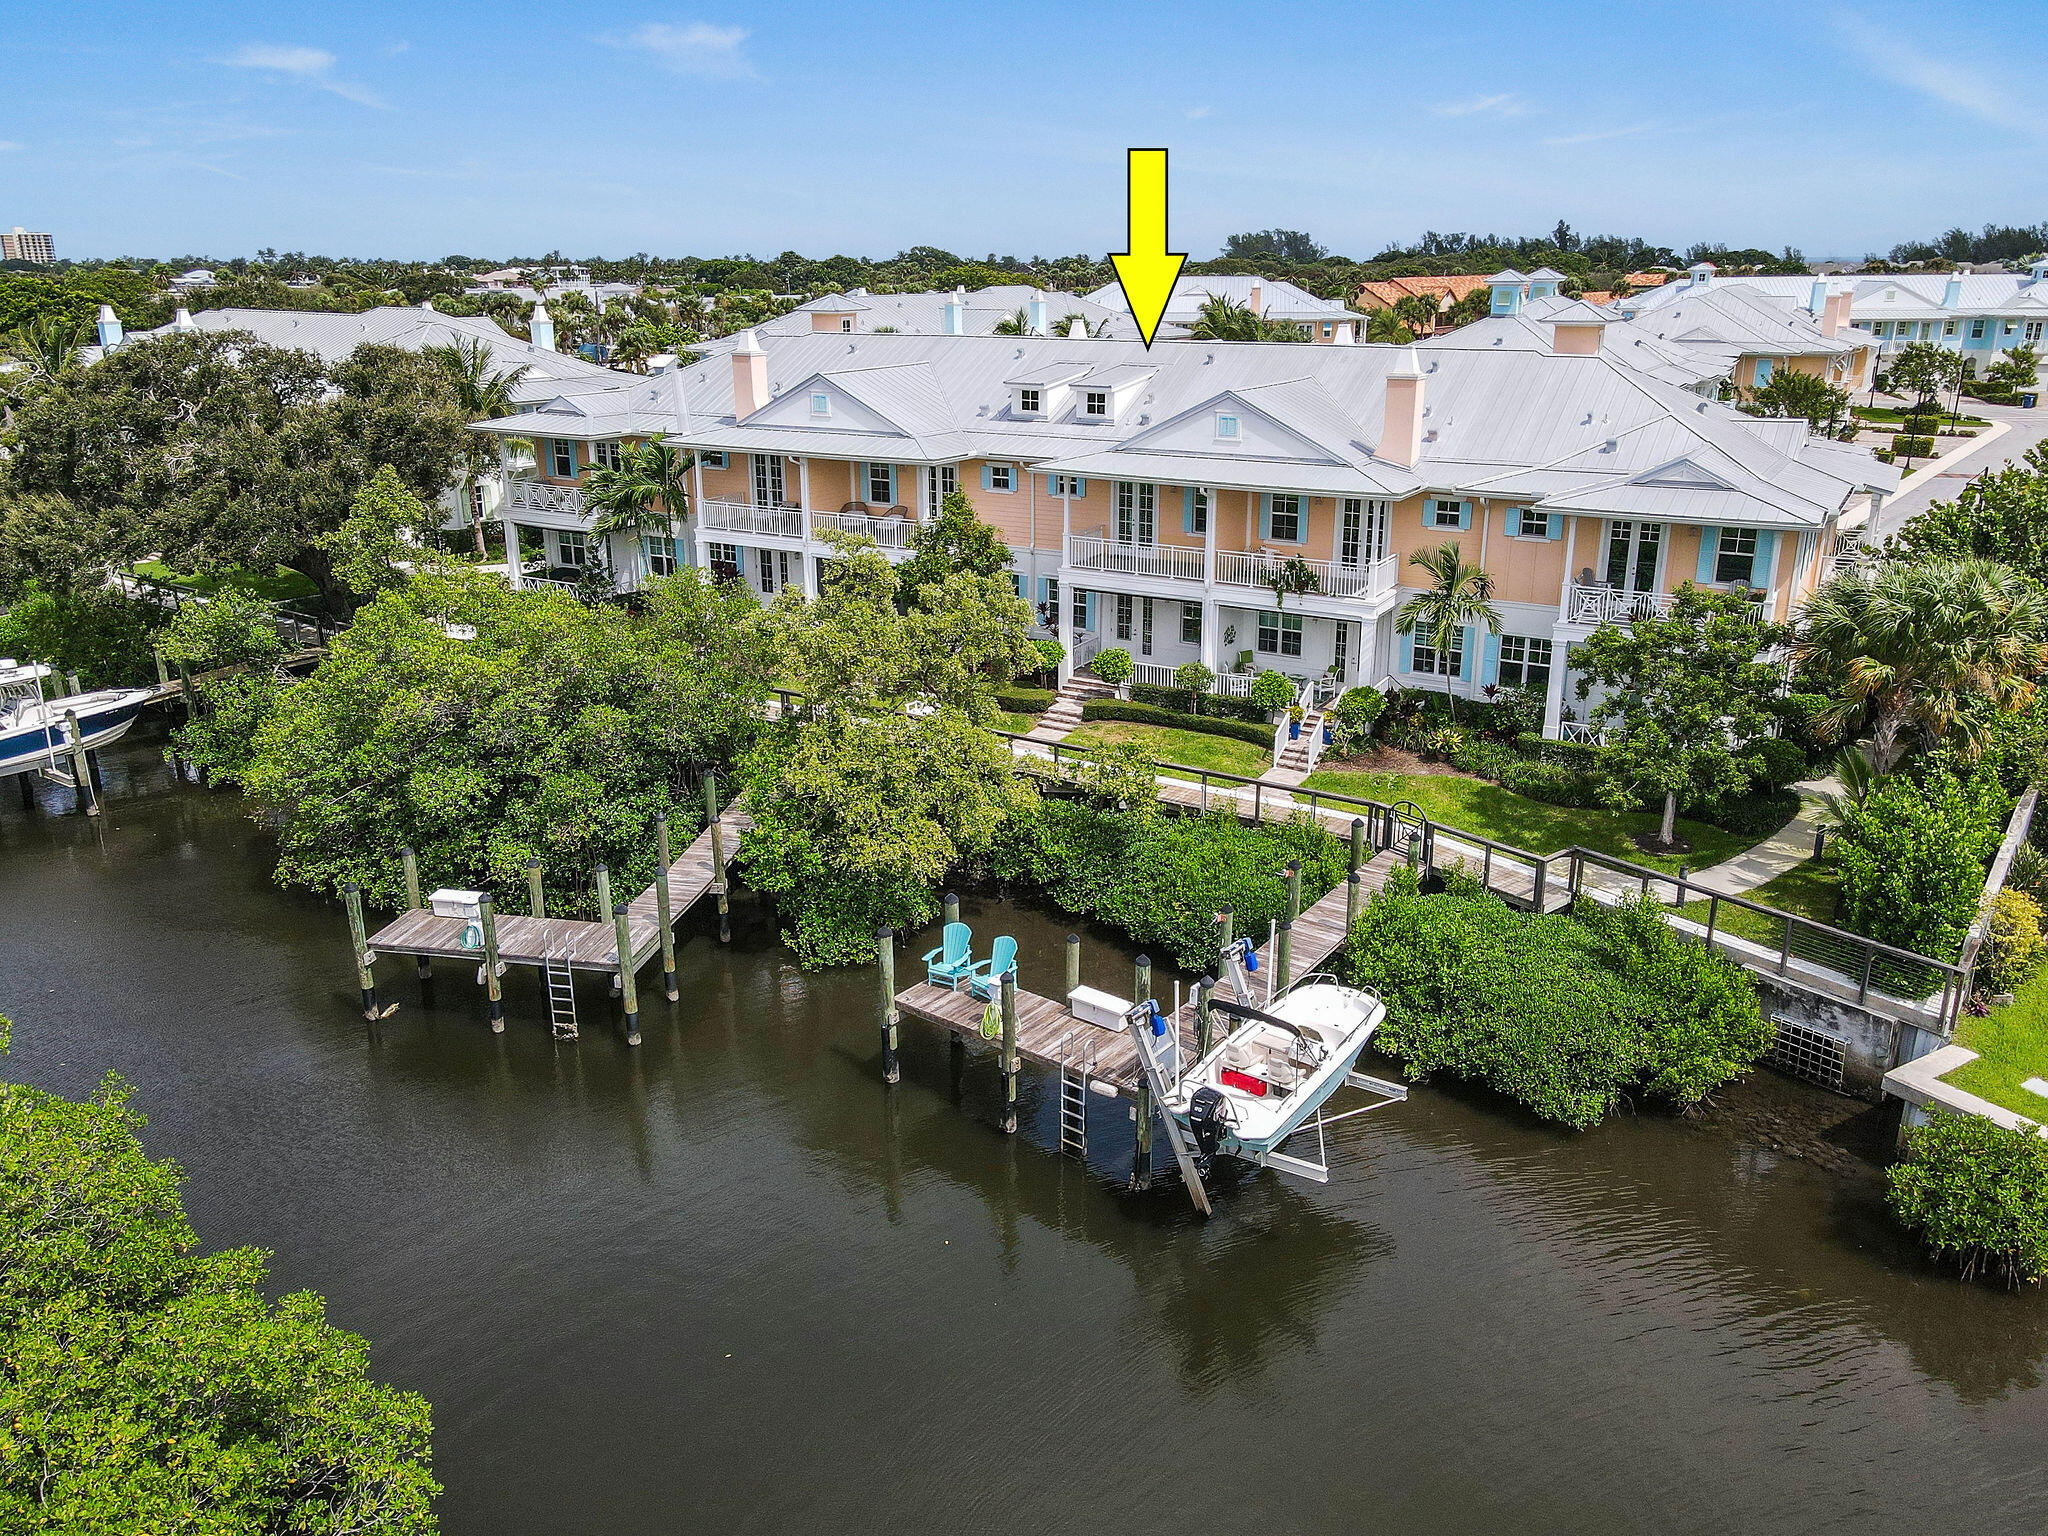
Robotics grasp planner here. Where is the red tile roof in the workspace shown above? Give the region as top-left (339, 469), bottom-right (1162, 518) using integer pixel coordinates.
top-left (1355, 274), bottom-right (1493, 311)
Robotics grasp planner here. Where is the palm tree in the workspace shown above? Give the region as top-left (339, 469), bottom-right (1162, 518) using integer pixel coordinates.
top-left (991, 307), bottom-right (1031, 336)
top-left (1188, 295), bottom-right (1304, 343)
top-left (584, 439), bottom-right (696, 576)
top-left (426, 337), bottom-right (531, 556)
top-left (1364, 308), bottom-right (1415, 345)
top-left (1397, 540), bottom-right (1500, 721)
top-left (1391, 294), bottom-right (1437, 336)
top-left (1812, 744), bottom-right (1880, 835)
top-left (1, 314), bottom-right (87, 393)
top-left (1794, 557), bottom-right (2048, 773)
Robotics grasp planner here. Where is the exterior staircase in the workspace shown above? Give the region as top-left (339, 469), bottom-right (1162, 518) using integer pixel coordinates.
top-left (1266, 708), bottom-right (1325, 784)
top-left (1026, 674), bottom-right (1117, 744)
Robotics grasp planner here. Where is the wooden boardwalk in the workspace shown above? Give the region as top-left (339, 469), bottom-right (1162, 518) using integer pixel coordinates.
top-left (895, 849), bottom-right (1402, 1100)
top-left (365, 807), bottom-right (753, 975)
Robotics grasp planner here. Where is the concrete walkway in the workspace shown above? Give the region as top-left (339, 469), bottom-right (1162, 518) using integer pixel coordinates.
top-left (1685, 779), bottom-right (1832, 897)
top-left (1862, 398), bottom-right (2047, 543)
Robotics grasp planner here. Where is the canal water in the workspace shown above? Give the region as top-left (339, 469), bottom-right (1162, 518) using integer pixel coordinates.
top-left (4, 729), bottom-right (2047, 1534)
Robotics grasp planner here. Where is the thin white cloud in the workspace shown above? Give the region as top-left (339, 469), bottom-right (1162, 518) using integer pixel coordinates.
top-left (0, 141), bottom-right (21, 152)
top-left (604, 22), bottom-right (758, 79)
top-left (218, 43), bottom-right (388, 108)
top-left (1542, 121), bottom-right (1659, 146)
top-left (1431, 93), bottom-right (1526, 119)
top-left (1185, 104), bottom-right (1213, 120)
top-left (1834, 12), bottom-right (2030, 131)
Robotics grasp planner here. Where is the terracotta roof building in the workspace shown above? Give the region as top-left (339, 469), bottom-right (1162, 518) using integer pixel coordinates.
top-left (1353, 274), bottom-right (1492, 332)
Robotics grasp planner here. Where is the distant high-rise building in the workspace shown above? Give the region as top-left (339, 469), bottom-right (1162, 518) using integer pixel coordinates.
top-left (2, 227), bottom-right (55, 264)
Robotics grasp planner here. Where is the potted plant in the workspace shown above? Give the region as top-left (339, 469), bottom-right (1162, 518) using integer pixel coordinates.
top-left (1288, 703), bottom-right (1304, 741)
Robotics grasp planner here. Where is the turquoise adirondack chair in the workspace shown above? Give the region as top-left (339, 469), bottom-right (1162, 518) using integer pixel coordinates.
top-left (965, 935), bottom-right (1018, 1001)
top-left (924, 922), bottom-right (975, 990)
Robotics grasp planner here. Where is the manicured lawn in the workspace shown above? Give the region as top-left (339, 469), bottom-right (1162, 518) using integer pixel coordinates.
top-left (1852, 405), bottom-right (1989, 427)
top-left (132, 561), bottom-right (320, 604)
top-left (993, 710), bottom-right (1041, 735)
top-left (1063, 720), bottom-right (1272, 779)
top-left (1948, 967), bottom-right (2048, 1122)
top-left (1302, 765), bottom-right (1769, 874)
top-left (1677, 857), bottom-right (1842, 946)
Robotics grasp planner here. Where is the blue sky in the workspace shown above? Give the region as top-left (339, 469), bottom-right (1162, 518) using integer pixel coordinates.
top-left (3, 0), bottom-right (2042, 262)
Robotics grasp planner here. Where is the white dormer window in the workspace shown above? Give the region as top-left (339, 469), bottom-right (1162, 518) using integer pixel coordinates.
top-left (1018, 388), bottom-right (1041, 414)
top-left (810, 390), bottom-right (830, 416)
top-left (839, 317), bottom-right (853, 333)
top-left (1083, 390), bottom-right (1108, 418)
top-left (1216, 412), bottom-right (1240, 440)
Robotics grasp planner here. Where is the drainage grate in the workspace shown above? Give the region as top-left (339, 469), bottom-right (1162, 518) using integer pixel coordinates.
top-left (1770, 1017), bottom-right (1847, 1091)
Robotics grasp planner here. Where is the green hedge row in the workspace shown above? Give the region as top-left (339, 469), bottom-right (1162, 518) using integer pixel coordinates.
top-left (1129, 681), bottom-right (1271, 723)
top-left (1892, 434), bottom-right (1936, 456)
top-left (995, 687), bottom-right (1054, 715)
top-left (1079, 700), bottom-right (1276, 748)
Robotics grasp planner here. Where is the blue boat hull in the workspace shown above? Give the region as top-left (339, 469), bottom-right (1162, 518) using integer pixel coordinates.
top-left (0, 698), bottom-right (148, 778)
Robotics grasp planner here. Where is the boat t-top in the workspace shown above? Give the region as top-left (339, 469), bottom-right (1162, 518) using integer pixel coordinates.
top-left (0, 659), bottom-right (154, 782)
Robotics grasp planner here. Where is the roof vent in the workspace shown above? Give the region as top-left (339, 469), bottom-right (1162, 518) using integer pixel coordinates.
top-left (1601, 440), bottom-right (1617, 453)
top-left (1423, 429), bottom-right (1439, 443)
top-left (1205, 352), bottom-right (1214, 364)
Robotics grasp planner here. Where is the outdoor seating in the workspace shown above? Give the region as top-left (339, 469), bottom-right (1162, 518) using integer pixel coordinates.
top-left (964, 935), bottom-right (1018, 1001)
top-left (923, 922), bottom-right (974, 989)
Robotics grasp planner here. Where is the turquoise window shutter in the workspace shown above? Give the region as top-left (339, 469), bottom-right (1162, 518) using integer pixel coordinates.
top-left (1459, 626), bottom-right (1476, 681)
top-left (1505, 507), bottom-right (1522, 538)
top-left (1696, 527), bottom-right (1719, 584)
top-left (1457, 502), bottom-right (1472, 531)
top-left (1754, 530), bottom-right (1777, 587)
top-left (1259, 495), bottom-right (1271, 540)
top-left (1074, 477), bottom-right (1086, 497)
top-left (1182, 486), bottom-right (1195, 535)
top-left (1547, 512), bottom-right (1564, 541)
top-left (1398, 630), bottom-right (1414, 673)
top-left (1482, 632), bottom-right (1501, 687)
top-left (981, 465), bottom-right (994, 492)
top-left (1084, 593), bottom-right (1096, 629)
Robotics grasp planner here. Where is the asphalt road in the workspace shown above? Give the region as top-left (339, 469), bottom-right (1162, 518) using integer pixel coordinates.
top-left (1866, 397), bottom-right (2048, 542)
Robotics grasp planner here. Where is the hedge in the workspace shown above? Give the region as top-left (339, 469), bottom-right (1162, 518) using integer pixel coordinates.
top-left (1129, 681), bottom-right (1270, 723)
top-left (1892, 434), bottom-right (1936, 457)
top-left (995, 687), bottom-right (1054, 715)
top-left (1079, 700), bottom-right (1276, 748)
top-left (1889, 1112), bottom-right (2048, 1287)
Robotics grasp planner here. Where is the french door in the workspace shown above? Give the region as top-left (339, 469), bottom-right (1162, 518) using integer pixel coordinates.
top-left (1340, 498), bottom-right (1390, 567)
top-left (1604, 520), bottom-right (1663, 593)
top-left (1116, 481), bottom-right (1156, 545)
top-left (752, 453), bottom-right (785, 508)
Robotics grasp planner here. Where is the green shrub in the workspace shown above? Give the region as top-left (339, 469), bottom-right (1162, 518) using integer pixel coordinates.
top-left (1091, 646), bottom-right (1133, 686)
top-left (1078, 699), bottom-right (1274, 749)
top-left (1172, 660), bottom-right (1215, 708)
top-left (1343, 875), bottom-right (1768, 1127)
top-left (992, 799), bottom-right (1345, 969)
top-left (1835, 768), bottom-right (2006, 959)
top-left (1514, 733), bottom-right (1615, 773)
top-left (1448, 734), bottom-right (1518, 780)
top-left (1698, 786), bottom-right (1800, 837)
top-left (1249, 669), bottom-right (1295, 713)
top-left (1891, 434), bottom-right (1936, 457)
top-left (1479, 685), bottom-right (1545, 740)
top-left (1983, 889), bottom-right (2047, 994)
top-left (1498, 758), bottom-right (1611, 809)
top-left (0, 588), bottom-right (170, 688)
top-left (1749, 736), bottom-right (1809, 790)
top-left (1031, 638), bottom-right (1065, 673)
top-left (1129, 682), bottom-right (1269, 722)
top-left (1889, 1112), bottom-right (2048, 1287)
top-left (2008, 843), bottom-right (2048, 911)
top-left (1772, 692), bottom-right (1833, 766)
top-left (994, 687), bottom-right (1054, 715)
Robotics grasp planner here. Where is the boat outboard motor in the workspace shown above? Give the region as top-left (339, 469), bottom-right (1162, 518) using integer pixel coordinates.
top-left (1187, 1087), bottom-right (1228, 1176)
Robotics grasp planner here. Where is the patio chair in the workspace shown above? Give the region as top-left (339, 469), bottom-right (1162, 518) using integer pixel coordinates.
top-left (965, 935), bottom-right (1019, 1002)
top-left (923, 922), bottom-right (975, 990)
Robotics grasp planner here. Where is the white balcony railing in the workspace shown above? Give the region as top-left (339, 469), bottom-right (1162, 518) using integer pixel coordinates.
top-left (700, 498), bottom-right (803, 539)
top-left (1066, 535), bottom-right (1206, 582)
top-left (1131, 661), bottom-right (1180, 688)
top-left (1215, 549), bottom-right (1396, 601)
top-left (505, 477), bottom-right (586, 518)
top-left (814, 509), bottom-right (917, 549)
top-left (1565, 582), bottom-right (1767, 625)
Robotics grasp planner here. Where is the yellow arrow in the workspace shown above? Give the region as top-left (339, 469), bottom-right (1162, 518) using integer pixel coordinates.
top-left (1110, 148), bottom-right (1186, 349)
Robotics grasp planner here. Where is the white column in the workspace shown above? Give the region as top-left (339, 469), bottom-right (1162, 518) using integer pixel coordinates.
top-left (798, 457), bottom-right (818, 596)
top-left (1202, 485), bottom-right (1217, 588)
top-left (1057, 483), bottom-right (1076, 687)
top-left (504, 520), bottom-right (525, 590)
top-left (1200, 595), bottom-right (1219, 673)
top-left (1542, 635), bottom-right (1569, 737)
top-left (1558, 514), bottom-right (1578, 615)
top-left (691, 450), bottom-right (709, 571)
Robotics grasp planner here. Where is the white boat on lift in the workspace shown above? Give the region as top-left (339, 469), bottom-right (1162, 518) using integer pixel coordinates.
top-left (0, 659), bottom-right (154, 781)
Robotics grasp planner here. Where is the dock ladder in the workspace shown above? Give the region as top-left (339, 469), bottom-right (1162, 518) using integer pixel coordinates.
top-left (543, 947), bottom-right (579, 1039)
top-left (1056, 1030), bottom-right (1097, 1158)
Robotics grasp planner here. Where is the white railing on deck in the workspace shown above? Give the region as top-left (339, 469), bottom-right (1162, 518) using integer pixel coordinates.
top-left (1131, 661), bottom-right (1180, 688)
top-left (1072, 629), bottom-right (1104, 671)
top-left (700, 498), bottom-right (803, 538)
top-left (1558, 720), bottom-right (1609, 745)
top-left (1066, 535), bottom-right (1206, 582)
top-left (814, 509), bottom-right (917, 548)
top-left (1215, 672), bottom-right (1259, 698)
top-left (1215, 549), bottom-right (1395, 600)
top-left (1564, 582), bottom-right (1766, 625)
top-left (505, 477), bottom-right (586, 518)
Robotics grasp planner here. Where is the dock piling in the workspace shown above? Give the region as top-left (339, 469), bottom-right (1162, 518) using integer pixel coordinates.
top-left (527, 858), bottom-right (546, 919)
top-left (704, 772), bottom-right (731, 942)
top-left (1064, 932), bottom-right (1080, 1003)
top-left (478, 894), bottom-right (504, 1034)
top-left (400, 847), bottom-right (430, 987)
top-left (613, 903), bottom-right (640, 1046)
top-left (1131, 952), bottom-right (1154, 1187)
top-left (1000, 968), bottom-right (1019, 1134)
top-left (594, 864), bottom-right (616, 991)
top-left (1345, 870), bottom-right (1361, 935)
top-left (654, 813), bottom-right (678, 1001)
top-left (878, 927), bottom-right (901, 1084)
top-left (1217, 906), bottom-right (1234, 953)
top-left (1349, 817), bottom-right (1366, 875)
top-left (1285, 860), bottom-right (1303, 925)
top-left (343, 883), bottom-right (378, 1025)
top-left (1197, 975), bottom-right (1216, 1057)
top-left (63, 710), bottom-right (97, 816)
top-left (943, 890), bottom-right (960, 928)
top-left (1276, 919), bottom-right (1293, 990)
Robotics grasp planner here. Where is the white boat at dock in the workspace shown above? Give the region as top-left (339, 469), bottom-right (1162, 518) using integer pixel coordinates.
top-left (0, 660), bottom-right (154, 781)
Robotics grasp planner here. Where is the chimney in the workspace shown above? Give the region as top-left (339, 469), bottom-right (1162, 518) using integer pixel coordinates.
top-left (1247, 282), bottom-right (1264, 316)
top-left (1028, 288), bottom-right (1048, 335)
top-left (943, 287), bottom-right (966, 335)
top-left (1821, 291), bottom-right (1851, 338)
top-left (731, 329), bottom-right (768, 418)
top-left (529, 301), bottom-right (556, 352)
top-left (1942, 273), bottom-right (1963, 308)
top-left (1808, 277), bottom-right (1828, 315)
top-left (171, 306), bottom-right (196, 332)
top-left (1379, 347), bottom-right (1425, 468)
top-left (95, 305), bottom-right (123, 352)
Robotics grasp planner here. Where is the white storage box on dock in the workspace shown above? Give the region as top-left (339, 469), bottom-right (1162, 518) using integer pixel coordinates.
top-left (1068, 985), bottom-right (1133, 1030)
top-left (429, 888), bottom-right (486, 920)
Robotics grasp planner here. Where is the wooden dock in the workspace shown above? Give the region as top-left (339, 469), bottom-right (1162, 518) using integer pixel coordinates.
top-left (894, 849), bottom-right (1402, 1100)
top-left (364, 806), bottom-right (752, 975)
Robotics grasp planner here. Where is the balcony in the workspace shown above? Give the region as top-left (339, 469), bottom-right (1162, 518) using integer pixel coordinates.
top-left (1564, 583), bottom-right (1767, 625)
top-left (1066, 534), bottom-right (1206, 582)
top-left (700, 498), bottom-right (802, 539)
top-left (814, 508), bottom-right (917, 549)
top-left (505, 476), bottom-right (585, 519)
top-left (1216, 549), bottom-right (1397, 602)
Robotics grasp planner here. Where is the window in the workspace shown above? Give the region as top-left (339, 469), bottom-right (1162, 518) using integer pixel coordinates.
top-left (1187, 487), bottom-right (1208, 535)
top-left (1072, 587), bottom-right (1092, 631)
top-left (548, 438), bottom-right (576, 478)
top-left (1116, 481), bottom-right (1156, 544)
top-left (1944, 320), bottom-right (1959, 336)
top-left (1018, 388), bottom-right (1041, 414)
top-left (866, 463), bottom-right (895, 505)
top-left (1268, 493), bottom-right (1303, 543)
top-left (1048, 473), bottom-right (1087, 498)
top-left (1040, 576), bottom-right (1059, 624)
top-left (1140, 596), bottom-right (1154, 656)
top-left (2028, 322), bottom-right (2044, 344)
top-left (752, 453), bottom-right (785, 507)
top-left (986, 462), bottom-right (1015, 493)
top-left (642, 535), bottom-right (676, 578)
top-left (1216, 413), bottom-right (1240, 440)
top-left (1970, 318), bottom-right (1987, 340)
top-left (1411, 629), bottom-right (1462, 677)
top-left (1715, 526), bottom-right (1759, 585)
top-left (700, 450), bottom-right (728, 470)
top-left (839, 317), bottom-right (853, 333)
top-left (1083, 390), bottom-right (1108, 418)
top-left (707, 541), bottom-right (739, 579)
top-left (1496, 635), bottom-right (1552, 692)
top-left (1256, 611), bottom-right (1303, 657)
top-left (555, 530), bottom-right (588, 568)
top-left (929, 464), bottom-right (957, 516)
top-left (1321, 324), bottom-right (1334, 338)
top-left (759, 548), bottom-right (779, 594)
top-left (1115, 593), bottom-right (1134, 641)
top-left (1430, 498), bottom-right (1463, 529)
top-left (1753, 358), bottom-right (1774, 386)
top-left (591, 439), bottom-right (623, 472)
top-left (810, 390), bottom-right (830, 416)
top-left (1181, 602), bottom-right (1202, 644)
top-left (1340, 500), bottom-right (1361, 565)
